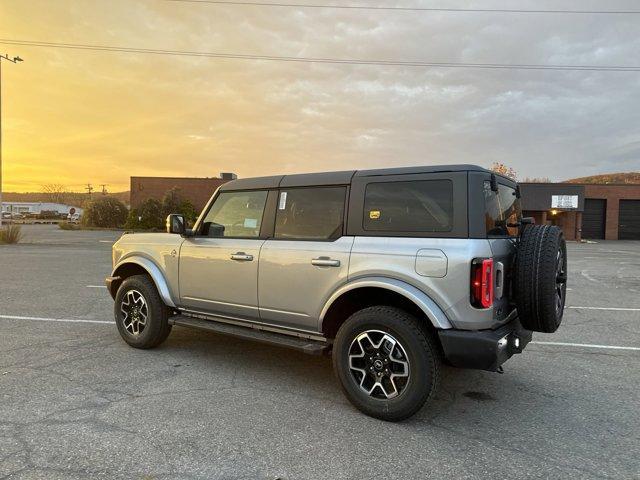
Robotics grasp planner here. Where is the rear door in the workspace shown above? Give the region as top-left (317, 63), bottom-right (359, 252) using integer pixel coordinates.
top-left (258, 186), bottom-right (352, 331)
top-left (482, 178), bottom-right (521, 322)
top-left (179, 190), bottom-right (270, 320)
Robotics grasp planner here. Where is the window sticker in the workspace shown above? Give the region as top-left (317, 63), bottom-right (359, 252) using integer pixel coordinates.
top-left (278, 192), bottom-right (288, 210)
top-left (369, 210), bottom-right (381, 220)
top-left (244, 218), bottom-right (258, 229)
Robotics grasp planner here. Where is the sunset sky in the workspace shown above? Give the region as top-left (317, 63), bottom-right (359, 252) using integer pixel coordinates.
top-left (1, 0), bottom-right (639, 192)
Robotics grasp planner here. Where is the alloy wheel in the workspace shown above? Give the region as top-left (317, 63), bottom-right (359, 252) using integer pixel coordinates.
top-left (555, 249), bottom-right (567, 315)
top-left (120, 289), bottom-right (148, 336)
top-left (348, 330), bottom-right (410, 399)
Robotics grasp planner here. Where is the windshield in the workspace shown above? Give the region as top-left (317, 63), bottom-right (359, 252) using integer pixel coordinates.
top-left (484, 181), bottom-right (522, 237)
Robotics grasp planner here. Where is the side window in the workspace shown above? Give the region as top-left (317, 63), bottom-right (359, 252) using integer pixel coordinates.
top-left (199, 190), bottom-right (268, 238)
top-left (275, 187), bottom-right (346, 240)
top-left (363, 180), bottom-right (453, 232)
top-left (484, 182), bottom-right (522, 237)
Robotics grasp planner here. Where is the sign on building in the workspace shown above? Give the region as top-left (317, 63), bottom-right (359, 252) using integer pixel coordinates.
top-left (551, 195), bottom-right (579, 209)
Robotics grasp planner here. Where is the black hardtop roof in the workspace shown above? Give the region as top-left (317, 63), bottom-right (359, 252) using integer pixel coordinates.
top-left (219, 164), bottom-right (493, 191)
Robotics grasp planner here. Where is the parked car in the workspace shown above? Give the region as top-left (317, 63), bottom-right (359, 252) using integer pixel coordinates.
top-left (1, 212), bottom-right (12, 220)
top-left (106, 165), bottom-right (567, 421)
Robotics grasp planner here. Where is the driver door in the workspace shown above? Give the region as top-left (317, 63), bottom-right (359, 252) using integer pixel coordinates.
top-left (179, 190), bottom-right (269, 320)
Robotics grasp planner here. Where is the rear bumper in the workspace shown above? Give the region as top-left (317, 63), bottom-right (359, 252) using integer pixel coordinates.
top-left (438, 318), bottom-right (532, 372)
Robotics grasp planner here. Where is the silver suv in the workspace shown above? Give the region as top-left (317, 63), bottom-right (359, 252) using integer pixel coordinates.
top-left (107, 165), bottom-right (567, 421)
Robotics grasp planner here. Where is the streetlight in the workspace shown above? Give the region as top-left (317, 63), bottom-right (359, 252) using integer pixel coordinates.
top-left (0, 54), bottom-right (23, 228)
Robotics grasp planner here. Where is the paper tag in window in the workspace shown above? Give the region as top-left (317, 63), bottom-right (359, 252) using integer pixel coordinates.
top-left (278, 192), bottom-right (287, 210)
top-left (369, 210), bottom-right (381, 219)
top-left (244, 218), bottom-right (257, 228)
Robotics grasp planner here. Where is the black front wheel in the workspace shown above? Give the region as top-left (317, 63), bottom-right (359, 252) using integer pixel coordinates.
top-left (114, 275), bottom-right (172, 349)
top-left (333, 306), bottom-right (440, 422)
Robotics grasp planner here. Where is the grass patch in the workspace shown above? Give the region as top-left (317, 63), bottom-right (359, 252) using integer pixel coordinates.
top-left (0, 225), bottom-right (23, 244)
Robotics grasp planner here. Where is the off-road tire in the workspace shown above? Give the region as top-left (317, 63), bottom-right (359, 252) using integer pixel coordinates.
top-left (114, 274), bottom-right (172, 349)
top-left (333, 306), bottom-right (441, 422)
top-left (514, 224), bottom-right (567, 333)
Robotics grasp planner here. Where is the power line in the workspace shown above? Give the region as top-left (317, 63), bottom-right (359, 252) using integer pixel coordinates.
top-left (1, 38), bottom-right (638, 72)
top-left (162, 0), bottom-right (640, 15)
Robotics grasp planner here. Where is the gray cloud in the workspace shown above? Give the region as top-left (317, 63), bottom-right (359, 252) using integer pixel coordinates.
top-left (2, 0), bottom-right (639, 188)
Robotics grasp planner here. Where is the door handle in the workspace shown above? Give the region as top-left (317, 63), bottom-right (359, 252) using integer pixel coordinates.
top-left (231, 252), bottom-right (254, 261)
top-left (311, 257), bottom-right (340, 267)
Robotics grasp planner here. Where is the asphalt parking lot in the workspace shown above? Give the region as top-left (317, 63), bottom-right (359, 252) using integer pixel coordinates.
top-left (1, 225), bottom-right (639, 479)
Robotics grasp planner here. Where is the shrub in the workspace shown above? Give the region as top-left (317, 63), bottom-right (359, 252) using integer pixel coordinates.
top-left (161, 187), bottom-right (198, 224)
top-left (82, 197), bottom-right (127, 228)
top-left (0, 225), bottom-right (23, 244)
top-left (125, 199), bottom-right (164, 230)
top-left (125, 188), bottom-right (199, 230)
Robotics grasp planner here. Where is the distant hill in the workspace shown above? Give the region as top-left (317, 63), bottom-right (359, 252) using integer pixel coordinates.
top-left (3, 191), bottom-right (130, 206)
top-left (565, 172), bottom-right (640, 184)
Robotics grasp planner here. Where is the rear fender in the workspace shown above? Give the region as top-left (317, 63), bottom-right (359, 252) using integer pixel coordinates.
top-left (319, 277), bottom-right (453, 330)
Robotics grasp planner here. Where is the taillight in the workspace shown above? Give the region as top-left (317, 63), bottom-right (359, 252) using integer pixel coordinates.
top-left (471, 258), bottom-right (494, 309)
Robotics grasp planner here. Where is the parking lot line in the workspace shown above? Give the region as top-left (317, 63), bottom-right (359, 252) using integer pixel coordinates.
top-left (567, 306), bottom-right (640, 312)
top-left (1, 315), bottom-right (638, 352)
top-left (532, 341), bottom-right (640, 351)
top-left (86, 285), bottom-right (107, 288)
top-left (0, 314), bottom-right (112, 325)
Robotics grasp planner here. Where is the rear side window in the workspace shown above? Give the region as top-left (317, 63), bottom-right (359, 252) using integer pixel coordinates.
top-left (275, 187), bottom-right (346, 240)
top-left (484, 182), bottom-right (522, 236)
top-left (363, 180), bottom-right (453, 232)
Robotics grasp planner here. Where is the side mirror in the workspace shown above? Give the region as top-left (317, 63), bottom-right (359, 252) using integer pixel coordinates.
top-left (166, 214), bottom-right (186, 235)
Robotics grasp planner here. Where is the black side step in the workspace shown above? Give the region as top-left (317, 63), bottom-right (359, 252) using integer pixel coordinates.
top-left (170, 315), bottom-right (330, 355)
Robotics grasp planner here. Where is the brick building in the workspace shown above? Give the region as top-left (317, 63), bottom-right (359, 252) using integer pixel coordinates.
top-left (520, 183), bottom-right (640, 241)
top-left (130, 173), bottom-right (236, 212)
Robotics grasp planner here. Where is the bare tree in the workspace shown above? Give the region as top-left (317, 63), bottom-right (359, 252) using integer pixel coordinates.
top-left (41, 184), bottom-right (68, 204)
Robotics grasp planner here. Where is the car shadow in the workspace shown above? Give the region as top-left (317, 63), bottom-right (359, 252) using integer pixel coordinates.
top-left (155, 326), bottom-right (572, 428)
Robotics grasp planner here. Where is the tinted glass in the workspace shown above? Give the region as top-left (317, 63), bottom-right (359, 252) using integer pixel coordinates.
top-left (363, 180), bottom-right (453, 232)
top-left (200, 190), bottom-right (267, 238)
top-left (275, 187), bottom-right (346, 240)
top-left (484, 181), bottom-right (522, 236)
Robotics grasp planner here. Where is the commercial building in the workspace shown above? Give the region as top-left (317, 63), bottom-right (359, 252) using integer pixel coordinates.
top-left (1, 202), bottom-right (83, 216)
top-left (130, 173), bottom-right (236, 211)
top-left (520, 183), bottom-right (640, 240)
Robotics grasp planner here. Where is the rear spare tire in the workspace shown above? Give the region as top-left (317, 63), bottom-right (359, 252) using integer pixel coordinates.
top-left (514, 224), bottom-right (567, 333)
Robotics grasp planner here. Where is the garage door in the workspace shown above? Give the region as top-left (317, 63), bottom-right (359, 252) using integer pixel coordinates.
top-left (619, 200), bottom-right (640, 240)
top-left (582, 199), bottom-right (606, 239)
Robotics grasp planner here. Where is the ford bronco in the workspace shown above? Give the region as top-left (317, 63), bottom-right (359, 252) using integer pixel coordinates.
top-left (107, 165), bottom-right (567, 421)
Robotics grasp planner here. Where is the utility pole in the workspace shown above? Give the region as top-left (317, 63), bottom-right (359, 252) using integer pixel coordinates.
top-left (100, 184), bottom-right (107, 195)
top-left (0, 53), bottom-right (24, 228)
top-left (85, 183), bottom-right (93, 198)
